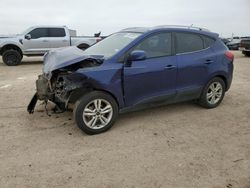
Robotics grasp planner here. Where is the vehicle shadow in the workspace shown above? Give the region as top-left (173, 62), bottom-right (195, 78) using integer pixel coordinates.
top-left (0, 60), bottom-right (43, 67)
top-left (20, 61), bottom-right (43, 65)
top-left (0, 55), bottom-right (43, 66)
top-left (29, 100), bottom-right (201, 135)
top-left (114, 101), bottom-right (201, 129)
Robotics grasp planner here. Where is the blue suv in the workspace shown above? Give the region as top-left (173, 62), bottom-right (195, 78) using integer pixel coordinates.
top-left (28, 26), bottom-right (234, 135)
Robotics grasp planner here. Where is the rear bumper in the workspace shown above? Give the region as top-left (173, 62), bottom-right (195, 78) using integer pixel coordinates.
top-left (226, 63), bottom-right (234, 91)
top-left (226, 73), bottom-right (233, 91)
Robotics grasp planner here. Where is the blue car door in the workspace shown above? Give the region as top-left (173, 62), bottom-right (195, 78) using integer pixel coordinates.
top-left (123, 32), bottom-right (177, 107)
top-left (175, 32), bottom-right (217, 97)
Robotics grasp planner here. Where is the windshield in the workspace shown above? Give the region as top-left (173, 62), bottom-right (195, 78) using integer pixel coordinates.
top-left (83, 32), bottom-right (142, 58)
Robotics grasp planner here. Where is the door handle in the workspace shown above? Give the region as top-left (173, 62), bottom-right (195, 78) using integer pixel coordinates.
top-left (62, 40), bottom-right (68, 42)
top-left (164, 65), bottom-right (176, 70)
top-left (42, 40), bottom-right (49, 42)
top-left (205, 59), bottom-right (214, 64)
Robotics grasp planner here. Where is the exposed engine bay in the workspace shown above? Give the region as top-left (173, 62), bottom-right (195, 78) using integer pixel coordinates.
top-left (27, 58), bottom-right (102, 114)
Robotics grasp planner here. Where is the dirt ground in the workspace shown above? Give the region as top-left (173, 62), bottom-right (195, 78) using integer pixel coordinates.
top-left (0, 51), bottom-right (249, 188)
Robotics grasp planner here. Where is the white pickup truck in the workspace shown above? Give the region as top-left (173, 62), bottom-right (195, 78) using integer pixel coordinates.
top-left (0, 26), bottom-right (101, 66)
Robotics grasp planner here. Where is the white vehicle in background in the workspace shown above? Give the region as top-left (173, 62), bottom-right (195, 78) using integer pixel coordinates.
top-left (0, 26), bottom-right (101, 66)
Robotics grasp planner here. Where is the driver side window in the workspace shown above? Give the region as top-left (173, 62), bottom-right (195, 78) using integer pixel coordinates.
top-left (133, 32), bottom-right (172, 58)
top-left (28, 28), bottom-right (49, 39)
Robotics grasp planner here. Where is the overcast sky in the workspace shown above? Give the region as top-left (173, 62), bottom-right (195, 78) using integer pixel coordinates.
top-left (0, 0), bottom-right (249, 37)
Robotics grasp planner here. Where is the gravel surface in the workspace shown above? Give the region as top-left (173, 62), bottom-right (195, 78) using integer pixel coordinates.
top-left (0, 51), bottom-right (249, 188)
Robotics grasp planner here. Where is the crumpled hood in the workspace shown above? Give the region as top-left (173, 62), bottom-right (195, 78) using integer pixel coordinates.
top-left (43, 46), bottom-right (104, 79)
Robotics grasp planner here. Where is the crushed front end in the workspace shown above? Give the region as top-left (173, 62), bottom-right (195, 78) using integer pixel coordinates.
top-left (28, 72), bottom-right (88, 113)
top-left (27, 47), bottom-right (104, 114)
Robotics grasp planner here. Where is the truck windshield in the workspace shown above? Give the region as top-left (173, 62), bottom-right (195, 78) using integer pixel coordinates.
top-left (83, 32), bottom-right (142, 58)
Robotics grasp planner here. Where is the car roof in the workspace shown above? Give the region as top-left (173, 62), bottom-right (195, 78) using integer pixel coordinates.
top-left (121, 25), bottom-right (219, 38)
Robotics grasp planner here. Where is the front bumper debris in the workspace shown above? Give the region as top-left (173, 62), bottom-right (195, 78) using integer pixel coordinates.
top-left (27, 75), bottom-right (51, 114)
top-left (36, 75), bottom-right (50, 100)
top-left (27, 93), bottom-right (38, 114)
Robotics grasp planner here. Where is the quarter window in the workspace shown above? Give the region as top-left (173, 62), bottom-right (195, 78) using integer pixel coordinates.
top-left (175, 33), bottom-right (204, 54)
top-left (28, 28), bottom-right (49, 39)
top-left (203, 36), bottom-right (215, 48)
top-left (133, 33), bottom-right (172, 58)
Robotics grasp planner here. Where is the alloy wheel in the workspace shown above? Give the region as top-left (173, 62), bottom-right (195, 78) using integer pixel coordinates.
top-left (82, 99), bottom-right (113, 129)
top-left (206, 82), bottom-right (223, 105)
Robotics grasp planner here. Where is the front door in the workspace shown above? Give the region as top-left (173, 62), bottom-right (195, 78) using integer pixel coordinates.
top-left (123, 32), bottom-right (177, 107)
top-left (22, 28), bottom-right (51, 54)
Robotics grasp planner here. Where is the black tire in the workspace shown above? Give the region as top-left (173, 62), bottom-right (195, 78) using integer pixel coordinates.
top-left (73, 91), bottom-right (118, 135)
top-left (198, 77), bottom-right (226, 109)
top-left (244, 51), bottom-right (250, 57)
top-left (2, 49), bottom-right (22, 66)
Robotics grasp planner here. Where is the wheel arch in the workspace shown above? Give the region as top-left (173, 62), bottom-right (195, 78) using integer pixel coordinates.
top-left (0, 44), bottom-right (23, 57)
top-left (207, 74), bottom-right (228, 91)
top-left (216, 75), bottom-right (228, 90)
top-left (68, 87), bottom-right (120, 109)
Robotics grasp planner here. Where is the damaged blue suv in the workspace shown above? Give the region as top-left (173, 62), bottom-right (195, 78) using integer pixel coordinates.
top-left (28, 26), bottom-right (234, 135)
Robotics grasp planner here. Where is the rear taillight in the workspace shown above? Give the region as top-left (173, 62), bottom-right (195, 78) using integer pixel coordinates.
top-left (225, 51), bottom-right (234, 62)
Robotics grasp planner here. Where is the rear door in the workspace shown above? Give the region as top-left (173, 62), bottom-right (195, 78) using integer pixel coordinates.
top-left (48, 28), bottom-right (70, 48)
top-left (123, 32), bottom-right (177, 107)
top-left (175, 32), bottom-right (216, 96)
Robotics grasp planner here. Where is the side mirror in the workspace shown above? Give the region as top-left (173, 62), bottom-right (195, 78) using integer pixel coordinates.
top-left (25, 34), bottom-right (31, 40)
top-left (128, 50), bottom-right (146, 62)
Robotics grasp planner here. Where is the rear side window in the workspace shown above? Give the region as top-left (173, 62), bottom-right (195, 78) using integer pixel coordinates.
top-left (134, 32), bottom-right (172, 58)
top-left (28, 28), bottom-right (49, 39)
top-left (48, 28), bottom-right (66, 37)
top-left (203, 36), bottom-right (215, 48)
top-left (175, 33), bottom-right (203, 54)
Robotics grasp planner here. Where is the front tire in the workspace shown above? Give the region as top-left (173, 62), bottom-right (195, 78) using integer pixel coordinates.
top-left (2, 49), bottom-right (22, 66)
top-left (73, 91), bottom-right (118, 135)
top-left (198, 77), bottom-right (226, 109)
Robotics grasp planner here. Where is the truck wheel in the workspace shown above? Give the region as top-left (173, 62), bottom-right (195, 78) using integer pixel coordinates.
top-left (2, 49), bottom-right (22, 66)
top-left (198, 77), bottom-right (226, 109)
top-left (73, 91), bottom-right (118, 135)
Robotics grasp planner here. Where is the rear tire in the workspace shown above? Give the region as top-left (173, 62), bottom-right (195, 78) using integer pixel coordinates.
top-left (2, 49), bottom-right (22, 66)
top-left (73, 91), bottom-right (118, 135)
top-left (198, 77), bottom-right (226, 109)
